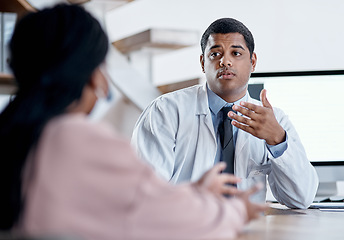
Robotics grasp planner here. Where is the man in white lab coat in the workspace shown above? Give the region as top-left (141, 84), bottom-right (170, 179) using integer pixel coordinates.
top-left (131, 18), bottom-right (318, 209)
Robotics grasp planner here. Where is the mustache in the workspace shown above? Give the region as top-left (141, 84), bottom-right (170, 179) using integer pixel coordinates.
top-left (217, 67), bottom-right (236, 76)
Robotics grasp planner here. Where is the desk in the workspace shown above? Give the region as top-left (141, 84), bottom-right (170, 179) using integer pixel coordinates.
top-left (234, 204), bottom-right (344, 240)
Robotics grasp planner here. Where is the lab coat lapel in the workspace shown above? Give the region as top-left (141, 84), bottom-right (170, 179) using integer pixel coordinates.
top-left (234, 95), bottom-right (261, 177)
top-left (195, 84), bottom-right (216, 141)
top-left (190, 84), bottom-right (217, 181)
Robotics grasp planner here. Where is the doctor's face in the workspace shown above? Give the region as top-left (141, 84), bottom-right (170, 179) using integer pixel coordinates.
top-left (200, 32), bottom-right (257, 103)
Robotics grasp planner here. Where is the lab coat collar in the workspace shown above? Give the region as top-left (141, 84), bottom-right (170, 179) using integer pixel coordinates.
top-left (195, 83), bottom-right (211, 115)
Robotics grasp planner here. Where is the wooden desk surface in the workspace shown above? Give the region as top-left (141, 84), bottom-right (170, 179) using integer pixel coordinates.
top-left (233, 203), bottom-right (344, 240)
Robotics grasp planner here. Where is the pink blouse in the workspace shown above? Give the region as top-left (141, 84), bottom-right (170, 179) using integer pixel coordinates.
top-left (20, 113), bottom-right (248, 240)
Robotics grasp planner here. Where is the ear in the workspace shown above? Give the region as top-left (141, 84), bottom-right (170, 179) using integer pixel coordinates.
top-left (85, 68), bottom-right (106, 100)
top-left (88, 71), bottom-right (98, 90)
top-left (89, 67), bottom-right (108, 95)
top-left (250, 52), bottom-right (257, 73)
top-left (67, 68), bottom-right (101, 114)
top-left (200, 54), bottom-right (205, 73)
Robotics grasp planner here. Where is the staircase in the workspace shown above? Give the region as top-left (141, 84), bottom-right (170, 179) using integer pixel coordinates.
top-left (0, 0), bottom-right (201, 138)
top-left (80, 0), bottom-right (201, 137)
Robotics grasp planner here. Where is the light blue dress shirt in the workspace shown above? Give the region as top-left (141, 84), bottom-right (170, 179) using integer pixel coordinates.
top-left (206, 85), bottom-right (287, 164)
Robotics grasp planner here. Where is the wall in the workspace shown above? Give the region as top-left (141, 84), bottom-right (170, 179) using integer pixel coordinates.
top-left (106, 0), bottom-right (344, 85)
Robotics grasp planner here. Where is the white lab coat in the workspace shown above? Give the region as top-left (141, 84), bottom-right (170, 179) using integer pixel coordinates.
top-left (132, 84), bottom-right (318, 209)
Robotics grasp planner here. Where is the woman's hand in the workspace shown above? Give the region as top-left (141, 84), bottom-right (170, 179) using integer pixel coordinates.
top-left (195, 162), bottom-right (242, 197)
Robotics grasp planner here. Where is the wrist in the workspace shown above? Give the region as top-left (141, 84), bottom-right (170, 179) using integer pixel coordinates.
top-left (266, 129), bottom-right (286, 145)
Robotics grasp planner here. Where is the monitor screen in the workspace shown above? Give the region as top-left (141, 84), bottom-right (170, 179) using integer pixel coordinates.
top-left (249, 71), bottom-right (344, 163)
top-left (250, 71), bottom-right (344, 198)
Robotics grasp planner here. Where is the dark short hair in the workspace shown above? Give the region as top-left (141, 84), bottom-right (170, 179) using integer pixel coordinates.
top-left (200, 18), bottom-right (255, 57)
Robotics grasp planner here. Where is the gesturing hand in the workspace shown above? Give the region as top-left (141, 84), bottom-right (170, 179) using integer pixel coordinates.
top-left (230, 89), bottom-right (286, 145)
top-left (195, 162), bottom-right (242, 197)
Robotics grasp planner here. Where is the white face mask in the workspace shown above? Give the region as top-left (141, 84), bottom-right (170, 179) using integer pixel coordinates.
top-left (89, 65), bottom-right (114, 120)
top-left (94, 86), bottom-right (112, 101)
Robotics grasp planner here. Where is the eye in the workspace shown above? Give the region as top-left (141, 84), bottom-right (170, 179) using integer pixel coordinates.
top-left (233, 51), bottom-right (242, 56)
top-left (210, 52), bottom-right (221, 59)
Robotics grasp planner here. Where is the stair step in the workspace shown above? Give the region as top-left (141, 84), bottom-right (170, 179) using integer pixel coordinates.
top-left (82, 0), bottom-right (134, 12)
top-left (0, 73), bottom-right (16, 95)
top-left (113, 28), bottom-right (199, 54)
top-left (157, 78), bottom-right (200, 94)
top-left (0, 0), bottom-right (36, 14)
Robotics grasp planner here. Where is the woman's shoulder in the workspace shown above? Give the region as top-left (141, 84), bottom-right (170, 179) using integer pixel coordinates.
top-left (40, 113), bottom-right (130, 154)
top-left (46, 113), bottom-right (117, 138)
top-left (39, 113), bottom-right (141, 169)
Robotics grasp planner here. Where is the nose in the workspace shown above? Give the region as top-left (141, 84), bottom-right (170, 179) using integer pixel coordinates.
top-left (220, 54), bottom-right (232, 68)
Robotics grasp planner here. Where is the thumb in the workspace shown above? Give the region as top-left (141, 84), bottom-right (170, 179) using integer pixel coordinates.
top-left (260, 89), bottom-right (272, 109)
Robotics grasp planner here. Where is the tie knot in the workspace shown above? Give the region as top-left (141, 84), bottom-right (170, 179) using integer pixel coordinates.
top-left (221, 106), bottom-right (233, 121)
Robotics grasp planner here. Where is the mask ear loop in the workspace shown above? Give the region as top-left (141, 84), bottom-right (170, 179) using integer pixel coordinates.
top-left (94, 87), bottom-right (106, 99)
top-left (99, 63), bottom-right (113, 101)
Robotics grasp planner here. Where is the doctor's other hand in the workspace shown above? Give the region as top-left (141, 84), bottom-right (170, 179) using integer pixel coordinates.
top-left (194, 162), bottom-right (241, 197)
top-left (235, 183), bottom-right (268, 222)
top-left (230, 89), bottom-right (286, 146)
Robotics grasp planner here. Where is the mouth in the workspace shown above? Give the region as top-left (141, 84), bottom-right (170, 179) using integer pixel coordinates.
top-left (217, 70), bottom-right (235, 79)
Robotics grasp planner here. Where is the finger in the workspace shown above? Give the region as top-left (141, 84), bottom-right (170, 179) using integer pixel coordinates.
top-left (222, 185), bottom-right (243, 196)
top-left (245, 183), bottom-right (264, 196)
top-left (251, 204), bottom-right (269, 219)
top-left (220, 173), bottom-right (241, 184)
top-left (231, 120), bottom-right (256, 136)
top-left (260, 89), bottom-right (272, 109)
top-left (229, 111), bottom-right (254, 126)
top-left (212, 162), bottom-right (227, 174)
top-left (258, 203), bottom-right (269, 212)
top-left (235, 101), bottom-right (263, 114)
top-left (230, 105), bottom-right (256, 120)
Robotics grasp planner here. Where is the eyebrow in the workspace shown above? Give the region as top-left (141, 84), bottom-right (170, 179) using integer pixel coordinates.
top-left (231, 45), bottom-right (245, 51)
top-left (209, 44), bottom-right (245, 51)
top-left (209, 45), bottom-right (221, 51)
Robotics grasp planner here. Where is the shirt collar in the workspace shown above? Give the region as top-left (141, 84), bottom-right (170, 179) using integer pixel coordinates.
top-left (207, 84), bottom-right (248, 115)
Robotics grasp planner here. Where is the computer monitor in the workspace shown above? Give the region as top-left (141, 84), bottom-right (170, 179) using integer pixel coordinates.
top-left (249, 70), bottom-right (344, 199)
